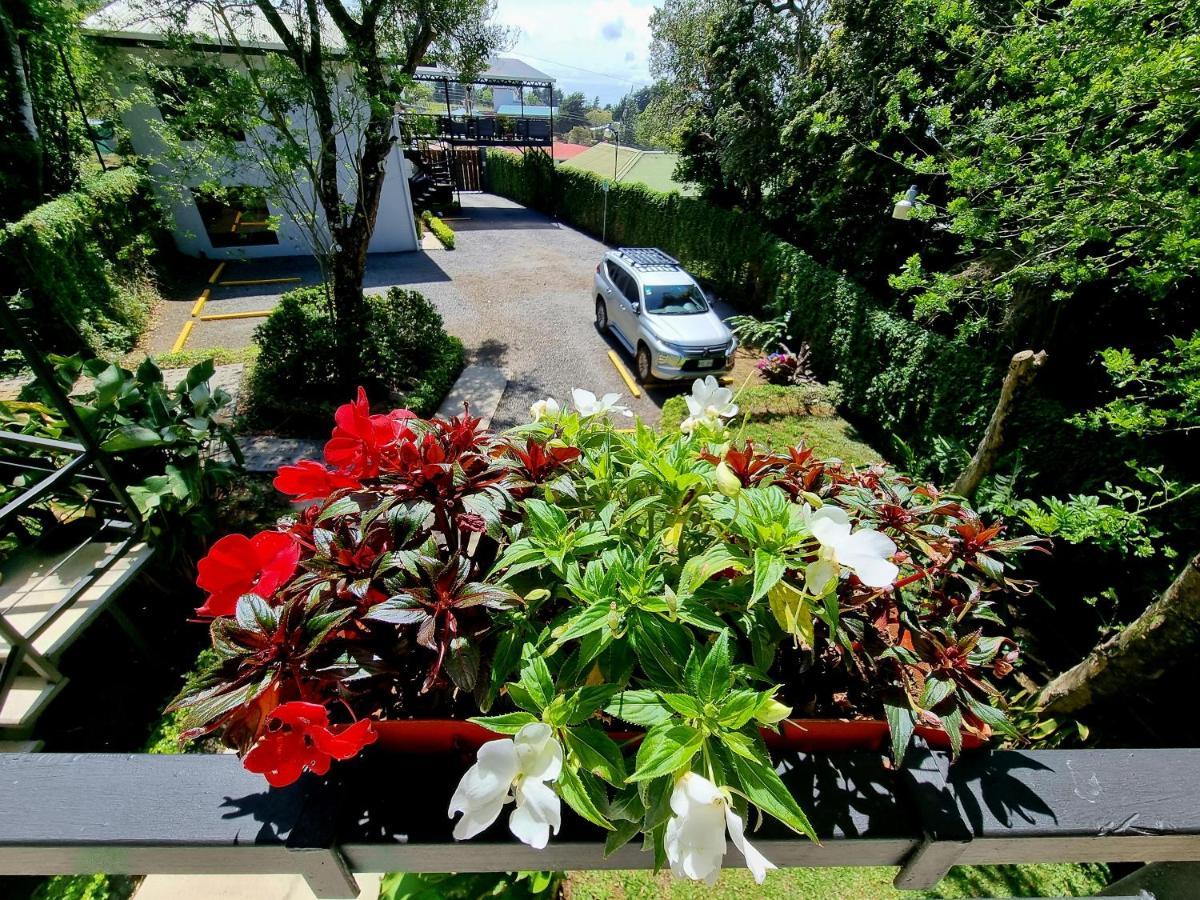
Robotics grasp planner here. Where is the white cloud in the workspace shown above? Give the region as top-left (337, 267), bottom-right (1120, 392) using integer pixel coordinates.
top-left (492, 0), bottom-right (661, 105)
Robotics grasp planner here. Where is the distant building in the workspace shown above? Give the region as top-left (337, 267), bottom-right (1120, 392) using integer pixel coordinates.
top-left (561, 143), bottom-right (696, 196)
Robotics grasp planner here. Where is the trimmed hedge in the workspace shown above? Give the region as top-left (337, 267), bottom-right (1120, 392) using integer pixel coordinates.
top-left (485, 150), bottom-right (999, 458)
top-left (1, 168), bottom-right (162, 356)
top-left (421, 209), bottom-right (455, 249)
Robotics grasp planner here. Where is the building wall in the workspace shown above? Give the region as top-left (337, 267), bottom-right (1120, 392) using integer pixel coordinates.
top-left (113, 46), bottom-right (418, 260)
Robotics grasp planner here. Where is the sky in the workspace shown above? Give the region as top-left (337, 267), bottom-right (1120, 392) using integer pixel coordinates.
top-left (492, 0), bottom-right (663, 107)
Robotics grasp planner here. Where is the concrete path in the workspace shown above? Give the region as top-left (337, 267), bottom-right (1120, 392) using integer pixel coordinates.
top-left (151, 193), bottom-right (713, 429)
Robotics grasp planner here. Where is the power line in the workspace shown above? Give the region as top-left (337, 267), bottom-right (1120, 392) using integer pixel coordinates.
top-left (507, 50), bottom-right (648, 89)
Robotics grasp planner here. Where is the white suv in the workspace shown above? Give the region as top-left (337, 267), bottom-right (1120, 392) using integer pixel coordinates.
top-left (593, 248), bottom-right (737, 382)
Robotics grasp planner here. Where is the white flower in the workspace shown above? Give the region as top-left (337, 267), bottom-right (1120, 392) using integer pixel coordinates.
top-left (685, 376), bottom-right (738, 423)
top-left (665, 772), bottom-right (776, 886)
top-left (805, 505), bottom-right (898, 590)
top-left (571, 388), bottom-right (633, 418)
top-left (448, 722), bottom-right (563, 849)
top-left (529, 397), bottom-right (561, 421)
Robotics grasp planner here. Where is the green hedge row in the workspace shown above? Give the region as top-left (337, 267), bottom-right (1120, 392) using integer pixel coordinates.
top-left (484, 150), bottom-right (999, 456)
top-left (1, 167), bottom-right (161, 356)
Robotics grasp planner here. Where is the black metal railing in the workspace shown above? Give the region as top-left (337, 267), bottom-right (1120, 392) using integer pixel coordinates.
top-left (0, 298), bottom-right (145, 731)
top-left (400, 113), bottom-right (553, 147)
top-left (1, 745), bottom-right (1197, 898)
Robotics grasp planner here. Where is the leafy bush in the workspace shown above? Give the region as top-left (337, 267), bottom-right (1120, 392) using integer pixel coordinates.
top-left (2, 356), bottom-right (242, 561)
top-left (0, 169), bottom-right (164, 357)
top-left (420, 209), bottom-right (455, 249)
top-left (248, 286), bottom-right (464, 434)
top-left (175, 385), bottom-right (1033, 886)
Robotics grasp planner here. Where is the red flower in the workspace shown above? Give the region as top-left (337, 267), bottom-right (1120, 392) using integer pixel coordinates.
top-left (274, 460), bottom-right (362, 501)
top-left (324, 388), bottom-right (413, 477)
top-left (242, 701), bottom-right (377, 787)
top-left (195, 531), bottom-right (301, 617)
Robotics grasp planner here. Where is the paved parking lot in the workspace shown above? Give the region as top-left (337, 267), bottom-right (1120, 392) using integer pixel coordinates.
top-left (154, 193), bottom-right (724, 428)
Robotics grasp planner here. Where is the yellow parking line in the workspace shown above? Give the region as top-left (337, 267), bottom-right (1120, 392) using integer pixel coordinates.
top-left (190, 288), bottom-right (211, 318)
top-left (207, 261), bottom-right (226, 284)
top-left (199, 309), bottom-right (273, 321)
top-left (219, 277), bottom-right (301, 287)
top-left (607, 350), bottom-right (642, 398)
top-left (170, 320), bottom-right (194, 353)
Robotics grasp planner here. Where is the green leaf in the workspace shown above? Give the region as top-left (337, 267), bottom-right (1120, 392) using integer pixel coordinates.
top-left (520, 655), bottom-right (555, 712)
top-left (630, 612), bottom-right (690, 688)
top-left (718, 729), bottom-right (759, 761)
top-left (603, 818), bottom-right (642, 857)
top-left (965, 695), bottom-right (1018, 738)
top-left (660, 692), bottom-right (705, 719)
top-left (550, 600), bottom-right (612, 650)
top-left (920, 676), bottom-right (956, 710)
top-left (605, 689), bottom-right (673, 728)
top-left (885, 701), bottom-right (917, 764)
top-left (557, 764), bottom-right (614, 830)
top-left (750, 549), bottom-right (785, 604)
top-left (559, 684), bottom-right (621, 726)
top-left (102, 424), bottom-right (165, 452)
top-left (468, 712), bottom-right (539, 735)
top-left (445, 637), bottom-right (480, 693)
top-left (942, 705), bottom-right (964, 757)
top-left (729, 751), bottom-right (817, 840)
top-left (629, 724), bottom-right (703, 783)
top-left (717, 690), bottom-right (762, 729)
top-left (564, 724), bottom-right (627, 785)
top-left (696, 629), bottom-right (732, 703)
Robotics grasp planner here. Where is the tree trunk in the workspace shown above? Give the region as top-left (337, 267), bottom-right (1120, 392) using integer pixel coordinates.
top-left (1038, 551), bottom-right (1200, 715)
top-left (952, 349), bottom-right (1047, 498)
top-left (0, 0), bottom-right (43, 202)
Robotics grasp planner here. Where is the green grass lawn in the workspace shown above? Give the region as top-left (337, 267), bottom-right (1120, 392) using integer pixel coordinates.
top-left (661, 384), bottom-right (882, 467)
top-left (565, 863), bottom-right (1110, 899)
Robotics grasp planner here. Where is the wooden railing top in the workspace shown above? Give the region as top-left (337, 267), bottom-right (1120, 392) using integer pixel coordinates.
top-left (2, 747), bottom-right (1199, 898)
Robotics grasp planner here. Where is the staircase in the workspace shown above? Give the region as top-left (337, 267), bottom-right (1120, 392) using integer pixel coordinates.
top-left (405, 147), bottom-right (454, 211)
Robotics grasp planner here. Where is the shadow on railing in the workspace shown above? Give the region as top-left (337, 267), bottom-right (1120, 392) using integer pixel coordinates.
top-left (401, 113), bottom-right (553, 147)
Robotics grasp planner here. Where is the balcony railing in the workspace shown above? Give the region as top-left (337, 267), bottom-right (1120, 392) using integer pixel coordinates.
top-left (2, 744), bottom-right (1198, 898)
top-left (400, 113), bottom-right (553, 147)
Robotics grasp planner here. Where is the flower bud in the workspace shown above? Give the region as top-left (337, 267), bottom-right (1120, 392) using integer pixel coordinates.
top-left (714, 461), bottom-right (742, 498)
top-left (756, 698), bottom-right (792, 726)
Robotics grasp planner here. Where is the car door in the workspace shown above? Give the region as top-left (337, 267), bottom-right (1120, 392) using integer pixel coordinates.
top-left (607, 262), bottom-right (641, 345)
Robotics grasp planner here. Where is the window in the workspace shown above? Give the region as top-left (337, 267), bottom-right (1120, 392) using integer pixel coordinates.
top-left (151, 67), bottom-right (246, 142)
top-left (193, 187), bottom-right (279, 248)
top-left (642, 283), bottom-right (709, 316)
top-left (606, 262), bottom-right (640, 304)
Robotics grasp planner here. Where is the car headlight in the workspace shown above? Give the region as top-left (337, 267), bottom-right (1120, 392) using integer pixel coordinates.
top-left (659, 340), bottom-right (691, 356)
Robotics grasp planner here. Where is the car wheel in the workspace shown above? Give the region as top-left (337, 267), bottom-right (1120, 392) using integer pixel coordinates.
top-left (595, 298), bottom-right (608, 332)
top-left (635, 345), bottom-right (653, 384)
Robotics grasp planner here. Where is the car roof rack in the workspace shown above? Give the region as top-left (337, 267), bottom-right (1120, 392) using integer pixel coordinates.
top-left (616, 247), bottom-right (682, 272)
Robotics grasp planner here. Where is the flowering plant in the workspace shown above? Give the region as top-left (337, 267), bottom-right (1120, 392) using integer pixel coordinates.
top-left (756, 342), bottom-right (816, 386)
top-left (173, 384), bottom-right (1038, 885)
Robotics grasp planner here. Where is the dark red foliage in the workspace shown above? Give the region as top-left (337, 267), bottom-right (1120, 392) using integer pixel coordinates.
top-left (242, 701), bottom-right (377, 787)
top-left (506, 438), bottom-right (582, 485)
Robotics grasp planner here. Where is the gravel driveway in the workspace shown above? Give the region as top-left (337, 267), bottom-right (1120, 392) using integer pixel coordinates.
top-left (163, 192), bottom-right (714, 429)
top-left (367, 192), bottom-right (687, 428)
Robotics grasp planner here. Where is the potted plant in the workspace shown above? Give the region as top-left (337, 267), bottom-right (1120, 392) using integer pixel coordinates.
top-left (172, 379), bottom-right (1036, 885)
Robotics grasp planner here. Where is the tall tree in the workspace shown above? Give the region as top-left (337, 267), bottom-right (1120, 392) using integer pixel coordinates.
top-left (131, 0), bottom-right (504, 383)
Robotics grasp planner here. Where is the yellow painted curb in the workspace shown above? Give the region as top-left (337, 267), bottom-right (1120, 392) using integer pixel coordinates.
top-left (199, 309), bottom-right (273, 321)
top-left (170, 320), bottom-right (194, 353)
top-left (207, 261), bottom-right (226, 284)
top-left (219, 277), bottom-right (302, 287)
top-left (607, 349), bottom-right (642, 398)
top-left (190, 288), bottom-right (211, 318)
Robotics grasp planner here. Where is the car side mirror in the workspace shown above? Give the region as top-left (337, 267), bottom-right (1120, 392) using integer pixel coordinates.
top-left (630, 301), bottom-right (641, 314)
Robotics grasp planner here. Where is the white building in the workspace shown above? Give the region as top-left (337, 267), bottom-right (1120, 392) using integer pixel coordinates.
top-left (83, 1), bottom-right (420, 260)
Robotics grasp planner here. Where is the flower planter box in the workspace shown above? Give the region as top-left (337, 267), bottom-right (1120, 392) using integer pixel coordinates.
top-left (372, 717), bottom-right (987, 755)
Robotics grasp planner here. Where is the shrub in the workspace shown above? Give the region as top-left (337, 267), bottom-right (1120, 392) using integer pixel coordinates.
top-left (248, 286), bottom-right (463, 434)
top-left (421, 209), bottom-right (455, 249)
top-left (0, 169), bottom-right (164, 357)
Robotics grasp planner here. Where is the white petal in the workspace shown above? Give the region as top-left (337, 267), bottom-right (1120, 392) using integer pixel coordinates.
top-left (451, 795), bottom-right (509, 841)
top-left (847, 554), bottom-right (900, 588)
top-left (448, 740), bottom-right (519, 840)
top-left (599, 392), bottom-right (622, 410)
top-left (514, 723), bottom-right (563, 782)
top-left (808, 506), bottom-right (851, 546)
top-left (685, 395), bottom-right (703, 417)
top-left (509, 778), bottom-right (561, 849)
top-left (725, 807), bottom-right (776, 884)
top-left (571, 388), bottom-right (598, 415)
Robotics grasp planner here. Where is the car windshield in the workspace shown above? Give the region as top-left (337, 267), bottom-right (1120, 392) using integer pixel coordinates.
top-left (642, 283), bottom-right (709, 316)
